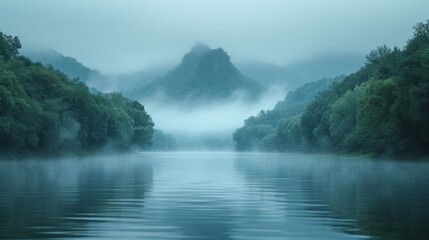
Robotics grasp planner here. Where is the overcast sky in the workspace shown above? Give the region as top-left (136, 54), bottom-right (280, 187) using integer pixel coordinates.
top-left (1, 0), bottom-right (428, 74)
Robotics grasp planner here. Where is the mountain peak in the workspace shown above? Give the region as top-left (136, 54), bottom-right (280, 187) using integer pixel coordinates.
top-left (201, 48), bottom-right (230, 63)
top-left (181, 44), bottom-right (211, 67)
top-left (191, 43), bottom-right (211, 53)
top-left (141, 46), bottom-right (264, 103)
top-left (194, 48), bottom-right (236, 79)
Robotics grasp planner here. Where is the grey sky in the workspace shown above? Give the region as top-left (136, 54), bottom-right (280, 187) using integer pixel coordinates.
top-left (1, 0), bottom-right (428, 74)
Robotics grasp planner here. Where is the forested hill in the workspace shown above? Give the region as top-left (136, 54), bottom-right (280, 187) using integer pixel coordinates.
top-left (140, 44), bottom-right (264, 103)
top-left (0, 32), bottom-right (154, 157)
top-left (22, 47), bottom-right (104, 83)
top-left (234, 20), bottom-right (429, 158)
top-left (233, 75), bottom-right (344, 150)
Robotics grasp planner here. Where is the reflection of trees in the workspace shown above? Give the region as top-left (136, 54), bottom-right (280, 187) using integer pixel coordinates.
top-left (305, 161), bottom-right (429, 240)
top-left (0, 156), bottom-right (153, 239)
top-left (235, 155), bottom-right (429, 240)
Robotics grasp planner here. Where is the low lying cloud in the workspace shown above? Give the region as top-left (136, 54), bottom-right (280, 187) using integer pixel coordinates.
top-left (143, 84), bottom-right (287, 137)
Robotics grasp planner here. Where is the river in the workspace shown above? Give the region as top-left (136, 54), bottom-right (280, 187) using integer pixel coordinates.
top-left (0, 152), bottom-right (428, 239)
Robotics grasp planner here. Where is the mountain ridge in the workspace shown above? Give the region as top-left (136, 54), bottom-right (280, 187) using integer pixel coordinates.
top-left (139, 44), bottom-right (264, 103)
top-left (21, 47), bottom-right (103, 82)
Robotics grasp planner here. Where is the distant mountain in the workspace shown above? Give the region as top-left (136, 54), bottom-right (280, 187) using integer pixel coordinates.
top-left (139, 44), bottom-right (264, 103)
top-left (235, 61), bottom-right (286, 86)
top-left (21, 47), bottom-right (105, 83)
top-left (236, 53), bottom-right (364, 90)
top-left (21, 47), bottom-right (169, 94)
top-left (120, 65), bottom-right (171, 98)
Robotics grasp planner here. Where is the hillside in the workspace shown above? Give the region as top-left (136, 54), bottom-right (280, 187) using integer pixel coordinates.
top-left (234, 20), bottom-right (429, 157)
top-left (21, 47), bottom-right (105, 82)
top-left (236, 53), bottom-right (363, 89)
top-left (233, 76), bottom-right (343, 150)
top-left (140, 44), bottom-right (264, 103)
top-left (0, 32), bottom-right (154, 157)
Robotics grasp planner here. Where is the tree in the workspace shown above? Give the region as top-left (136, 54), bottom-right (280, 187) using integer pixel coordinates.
top-left (356, 78), bottom-right (399, 155)
top-left (0, 32), bottom-right (21, 61)
top-left (328, 88), bottom-right (361, 151)
top-left (406, 20), bottom-right (429, 54)
top-left (277, 118), bottom-right (303, 151)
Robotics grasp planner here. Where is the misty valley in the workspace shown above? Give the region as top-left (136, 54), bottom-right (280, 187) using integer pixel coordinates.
top-left (1, 3), bottom-right (429, 238)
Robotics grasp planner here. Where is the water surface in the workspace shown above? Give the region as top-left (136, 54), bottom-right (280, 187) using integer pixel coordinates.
top-left (0, 152), bottom-right (428, 239)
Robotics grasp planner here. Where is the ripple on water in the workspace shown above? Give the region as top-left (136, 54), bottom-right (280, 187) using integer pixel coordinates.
top-left (0, 153), bottom-right (428, 239)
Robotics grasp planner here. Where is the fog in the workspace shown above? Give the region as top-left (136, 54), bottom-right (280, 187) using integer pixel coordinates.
top-left (2, 0), bottom-right (429, 151)
top-left (147, 86), bottom-right (286, 134)
top-left (143, 84), bottom-right (287, 149)
top-left (1, 0), bottom-right (429, 74)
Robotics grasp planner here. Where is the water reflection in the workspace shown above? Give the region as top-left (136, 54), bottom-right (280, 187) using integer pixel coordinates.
top-left (0, 155), bottom-right (153, 239)
top-left (235, 154), bottom-right (429, 240)
top-left (0, 153), bottom-right (428, 239)
top-left (140, 152), bottom-right (239, 239)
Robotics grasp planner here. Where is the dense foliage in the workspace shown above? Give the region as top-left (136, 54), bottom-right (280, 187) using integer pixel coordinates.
top-left (0, 32), bottom-right (154, 156)
top-left (234, 20), bottom-right (429, 157)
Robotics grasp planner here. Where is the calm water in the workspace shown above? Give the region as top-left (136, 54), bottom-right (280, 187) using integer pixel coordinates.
top-left (0, 152), bottom-right (428, 240)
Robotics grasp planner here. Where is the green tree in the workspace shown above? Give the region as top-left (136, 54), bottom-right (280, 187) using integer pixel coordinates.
top-left (356, 78), bottom-right (399, 155)
top-left (277, 118), bottom-right (303, 151)
top-left (0, 32), bottom-right (21, 61)
top-left (328, 88), bottom-right (361, 152)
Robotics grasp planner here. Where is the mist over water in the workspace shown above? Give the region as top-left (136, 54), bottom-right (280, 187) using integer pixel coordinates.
top-left (144, 84), bottom-right (287, 149)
